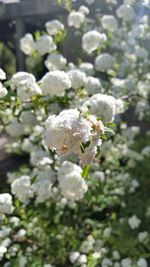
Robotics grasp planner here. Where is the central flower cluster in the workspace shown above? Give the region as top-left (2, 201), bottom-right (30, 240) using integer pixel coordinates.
top-left (45, 109), bottom-right (104, 165)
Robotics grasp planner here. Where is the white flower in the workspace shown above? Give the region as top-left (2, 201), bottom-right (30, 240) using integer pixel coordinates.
top-left (68, 11), bottom-right (85, 28)
top-left (116, 5), bottom-right (135, 21)
top-left (137, 258), bottom-right (148, 267)
top-left (30, 149), bottom-right (50, 166)
top-left (95, 53), bottom-right (114, 72)
top-left (45, 20), bottom-right (64, 35)
top-left (92, 252), bottom-right (101, 259)
top-left (115, 99), bottom-right (125, 114)
top-left (0, 82), bottom-right (7, 98)
top-left (68, 69), bottom-right (86, 89)
top-left (83, 94), bottom-right (116, 122)
top-left (18, 255), bottom-right (27, 267)
top-left (128, 215), bottom-right (141, 229)
top-left (32, 179), bottom-right (53, 203)
top-left (20, 111), bottom-right (37, 127)
top-left (16, 229), bottom-right (26, 238)
top-left (121, 258), bottom-right (132, 267)
top-left (77, 254), bottom-right (87, 265)
top-left (93, 171), bottom-right (105, 182)
top-left (0, 68), bottom-right (6, 80)
top-left (138, 232), bottom-right (149, 243)
top-left (101, 258), bottom-right (113, 267)
top-left (41, 70), bottom-right (71, 96)
top-left (58, 161), bottom-right (87, 200)
top-left (0, 246), bottom-right (7, 260)
top-left (0, 193), bottom-right (14, 215)
top-left (112, 251), bottom-right (120, 260)
top-left (44, 53), bottom-right (67, 71)
top-left (79, 62), bottom-right (94, 76)
top-left (102, 15), bottom-right (118, 31)
top-left (82, 30), bottom-right (107, 54)
top-left (85, 76), bottom-right (102, 95)
top-left (129, 179), bottom-right (140, 193)
top-left (11, 176), bottom-right (34, 204)
top-left (11, 72), bottom-right (41, 101)
top-left (5, 118), bottom-right (25, 137)
top-left (70, 251), bottom-right (80, 263)
top-left (142, 146), bottom-right (150, 156)
top-left (79, 5), bottom-right (89, 15)
top-left (20, 33), bottom-right (35, 55)
top-left (58, 161), bottom-right (82, 177)
top-left (103, 227), bottom-right (111, 238)
top-left (35, 35), bottom-right (56, 55)
top-left (45, 109), bottom-right (104, 164)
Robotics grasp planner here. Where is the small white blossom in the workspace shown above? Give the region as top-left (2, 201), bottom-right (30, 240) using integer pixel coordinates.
top-left (95, 53), bottom-right (114, 72)
top-left (137, 258), bottom-right (148, 267)
top-left (101, 258), bottom-right (113, 267)
top-left (79, 62), bottom-right (94, 76)
top-left (82, 30), bottom-right (107, 54)
top-left (41, 70), bottom-right (71, 96)
top-left (77, 254), bottom-right (87, 265)
top-left (116, 4), bottom-right (135, 21)
top-left (68, 69), bottom-right (86, 89)
top-left (83, 94), bottom-right (116, 122)
top-left (0, 193), bottom-right (14, 215)
top-left (5, 118), bottom-right (25, 137)
top-left (85, 76), bottom-right (102, 95)
top-left (20, 33), bottom-right (35, 55)
top-left (46, 20), bottom-right (64, 35)
top-left (102, 15), bottom-right (118, 31)
top-left (35, 35), bottom-right (56, 55)
top-left (11, 72), bottom-right (41, 101)
top-left (121, 258), bottom-right (132, 267)
top-left (70, 251), bottom-right (80, 263)
top-left (11, 176), bottom-right (34, 204)
top-left (0, 246), bottom-right (7, 260)
top-left (79, 5), bottom-right (89, 15)
top-left (128, 215), bottom-right (141, 229)
top-left (68, 11), bottom-right (85, 29)
top-left (0, 82), bottom-right (7, 98)
top-left (0, 68), bottom-right (6, 80)
top-left (44, 53), bottom-right (67, 71)
top-left (58, 161), bottom-right (87, 200)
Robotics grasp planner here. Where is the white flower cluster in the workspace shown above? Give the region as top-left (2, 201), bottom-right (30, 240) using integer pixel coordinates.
top-left (101, 15), bottom-right (118, 32)
top-left (68, 69), bottom-right (86, 90)
top-left (128, 215), bottom-right (141, 229)
top-left (40, 70), bottom-right (71, 96)
top-left (82, 30), bottom-right (107, 54)
top-left (45, 109), bottom-right (104, 165)
top-left (116, 4), bottom-right (135, 21)
top-left (35, 35), bottom-right (56, 55)
top-left (45, 20), bottom-right (64, 35)
top-left (58, 161), bottom-right (87, 200)
top-left (0, 68), bottom-right (7, 98)
top-left (83, 94), bottom-right (117, 122)
top-left (68, 5), bottom-right (89, 29)
top-left (44, 53), bottom-right (67, 71)
top-left (0, 193), bottom-right (14, 215)
top-left (20, 33), bottom-right (35, 56)
top-left (11, 176), bottom-right (33, 204)
top-left (10, 72), bottom-right (41, 101)
top-left (20, 19), bottom-right (64, 56)
top-left (95, 53), bottom-right (114, 72)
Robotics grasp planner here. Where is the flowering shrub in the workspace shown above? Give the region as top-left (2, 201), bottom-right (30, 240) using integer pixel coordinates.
top-left (0, 0), bottom-right (150, 266)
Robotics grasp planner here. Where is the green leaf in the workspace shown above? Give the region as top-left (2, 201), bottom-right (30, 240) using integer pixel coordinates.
top-left (82, 164), bottom-right (91, 178)
top-left (104, 127), bottom-right (115, 136)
